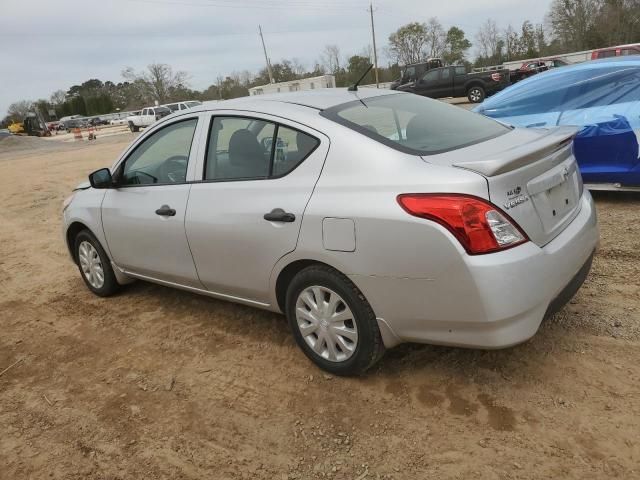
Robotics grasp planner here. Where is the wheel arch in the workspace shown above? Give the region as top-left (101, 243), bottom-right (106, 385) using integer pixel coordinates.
top-left (273, 257), bottom-right (402, 351)
top-left (66, 221), bottom-right (93, 264)
top-left (465, 81), bottom-right (485, 92)
top-left (274, 259), bottom-right (333, 313)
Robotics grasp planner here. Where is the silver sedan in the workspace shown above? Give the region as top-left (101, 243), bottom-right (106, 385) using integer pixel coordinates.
top-left (62, 89), bottom-right (599, 375)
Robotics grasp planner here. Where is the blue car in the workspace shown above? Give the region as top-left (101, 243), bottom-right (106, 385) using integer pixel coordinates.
top-left (474, 57), bottom-right (640, 188)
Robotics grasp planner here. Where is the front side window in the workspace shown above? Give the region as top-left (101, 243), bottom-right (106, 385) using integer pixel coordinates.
top-left (421, 70), bottom-right (439, 83)
top-left (205, 117), bottom-right (319, 181)
top-left (404, 66), bottom-right (416, 82)
top-left (441, 68), bottom-right (451, 80)
top-left (167, 104), bottom-right (179, 112)
top-left (320, 93), bottom-right (509, 155)
top-left (120, 119), bottom-right (198, 185)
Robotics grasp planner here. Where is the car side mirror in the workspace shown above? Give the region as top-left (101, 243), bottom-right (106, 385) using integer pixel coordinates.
top-left (89, 168), bottom-right (113, 189)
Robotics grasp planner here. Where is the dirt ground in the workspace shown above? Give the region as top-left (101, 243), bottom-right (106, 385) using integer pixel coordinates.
top-left (0, 133), bottom-right (638, 480)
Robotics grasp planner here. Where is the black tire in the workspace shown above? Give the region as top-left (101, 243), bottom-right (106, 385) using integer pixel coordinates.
top-left (128, 122), bottom-right (139, 133)
top-left (467, 85), bottom-right (485, 103)
top-left (285, 265), bottom-right (385, 376)
top-left (74, 230), bottom-right (120, 297)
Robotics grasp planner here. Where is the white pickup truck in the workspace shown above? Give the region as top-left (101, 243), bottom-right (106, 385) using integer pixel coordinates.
top-left (127, 106), bottom-right (172, 132)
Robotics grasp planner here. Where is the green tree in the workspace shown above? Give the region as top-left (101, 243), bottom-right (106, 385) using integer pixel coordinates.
top-left (345, 55), bottom-right (373, 85)
top-left (520, 20), bottom-right (539, 57)
top-left (548, 0), bottom-right (600, 50)
top-left (442, 27), bottom-right (472, 65)
top-left (388, 22), bottom-right (429, 65)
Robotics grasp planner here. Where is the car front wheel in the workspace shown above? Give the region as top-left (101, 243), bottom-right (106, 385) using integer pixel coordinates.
top-left (74, 230), bottom-right (120, 297)
top-left (286, 265), bottom-right (385, 376)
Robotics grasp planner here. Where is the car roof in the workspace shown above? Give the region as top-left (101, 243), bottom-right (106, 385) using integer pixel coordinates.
top-left (193, 87), bottom-right (400, 113)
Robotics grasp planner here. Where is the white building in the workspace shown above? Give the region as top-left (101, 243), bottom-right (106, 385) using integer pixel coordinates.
top-left (249, 75), bottom-right (336, 96)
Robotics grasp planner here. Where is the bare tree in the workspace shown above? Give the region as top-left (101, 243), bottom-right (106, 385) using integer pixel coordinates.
top-left (291, 58), bottom-right (307, 77)
top-left (425, 17), bottom-right (446, 58)
top-left (7, 100), bottom-right (32, 121)
top-left (122, 63), bottom-right (189, 104)
top-left (237, 70), bottom-right (254, 87)
top-left (504, 24), bottom-right (520, 60)
top-left (321, 45), bottom-right (342, 74)
top-left (475, 19), bottom-right (501, 59)
top-left (49, 90), bottom-right (67, 105)
top-left (360, 45), bottom-right (373, 63)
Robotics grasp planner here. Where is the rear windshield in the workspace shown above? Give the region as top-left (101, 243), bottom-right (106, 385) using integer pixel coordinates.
top-left (320, 93), bottom-right (509, 155)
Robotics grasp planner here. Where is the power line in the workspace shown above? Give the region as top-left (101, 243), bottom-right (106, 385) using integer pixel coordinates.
top-left (125, 0), bottom-right (370, 11)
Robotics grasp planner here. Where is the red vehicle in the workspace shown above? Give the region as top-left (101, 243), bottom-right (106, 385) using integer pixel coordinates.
top-left (591, 43), bottom-right (640, 59)
top-left (510, 58), bottom-right (569, 82)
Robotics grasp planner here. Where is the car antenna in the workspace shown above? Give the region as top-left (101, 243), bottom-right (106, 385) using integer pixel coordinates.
top-left (347, 64), bottom-right (373, 92)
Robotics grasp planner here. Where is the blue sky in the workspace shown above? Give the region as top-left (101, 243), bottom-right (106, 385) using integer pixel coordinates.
top-left (0, 0), bottom-right (547, 117)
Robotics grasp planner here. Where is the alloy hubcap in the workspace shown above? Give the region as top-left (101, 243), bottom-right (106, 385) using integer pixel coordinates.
top-left (78, 241), bottom-right (104, 289)
top-left (295, 286), bottom-right (358, 362)
top-left (470, 89), bottom-right (481, 101)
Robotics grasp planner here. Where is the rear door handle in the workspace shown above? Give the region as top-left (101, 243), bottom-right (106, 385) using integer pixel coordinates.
top-left (264, 208), bottom-right (295, 223)
top-left (155, 205), bottom-right (176, 217)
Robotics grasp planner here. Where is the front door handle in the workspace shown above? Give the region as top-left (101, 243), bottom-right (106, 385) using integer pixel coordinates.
top-left (264, 208), bottom-right (295, 223)
top-left (155, 205), bottom-right (176, 217)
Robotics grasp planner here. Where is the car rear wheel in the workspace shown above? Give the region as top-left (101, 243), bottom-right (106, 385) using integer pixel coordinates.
top-left (74, 230), bottom-right (120, 297)
top-left (467, 86), bottom-right (485, 103)
top-left (128, 122), bottom-right (139, 133)
top-left (286, 265), bottom-right (385, 376)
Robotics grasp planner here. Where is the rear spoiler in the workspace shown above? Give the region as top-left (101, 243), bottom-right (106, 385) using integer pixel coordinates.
top-left (453, 126), bottom-right (579, 177)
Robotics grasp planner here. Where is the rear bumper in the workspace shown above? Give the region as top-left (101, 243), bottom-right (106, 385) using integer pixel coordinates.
top-left (351, 191), bottom-right (599, 349)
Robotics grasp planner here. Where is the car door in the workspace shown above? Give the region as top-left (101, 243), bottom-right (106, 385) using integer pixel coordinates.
top-left (101, 116), bottom-right (203, 287)
top-left (436, 67), bottom-right (454, 98)
top-left (186, 113), bottom-right (329, 304)
top-left (414, 69), bottom-right (440, 97)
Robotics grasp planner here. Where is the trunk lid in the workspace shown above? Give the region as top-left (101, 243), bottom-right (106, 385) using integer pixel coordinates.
top-left (426, 127), bottom-right (583, 246)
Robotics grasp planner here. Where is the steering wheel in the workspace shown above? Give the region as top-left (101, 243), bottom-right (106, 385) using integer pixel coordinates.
top-left (159, 155), bottom-right (188, 183)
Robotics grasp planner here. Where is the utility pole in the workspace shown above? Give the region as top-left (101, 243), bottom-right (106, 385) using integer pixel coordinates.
top-left (259, 25), bottom-right (275, 84)
top-left (369, 2), bottom-right (379, 88)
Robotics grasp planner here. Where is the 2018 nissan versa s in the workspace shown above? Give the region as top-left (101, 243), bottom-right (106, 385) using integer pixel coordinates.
top-left (62, 89), bottom-right (599, 375)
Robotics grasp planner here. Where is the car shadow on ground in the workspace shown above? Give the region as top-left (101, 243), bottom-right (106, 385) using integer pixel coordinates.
top-left (119, 277), bottom-right (573, 384)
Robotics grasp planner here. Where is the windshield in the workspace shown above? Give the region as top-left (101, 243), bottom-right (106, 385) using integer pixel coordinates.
top-left (320, 93), bottom-right (509, 155)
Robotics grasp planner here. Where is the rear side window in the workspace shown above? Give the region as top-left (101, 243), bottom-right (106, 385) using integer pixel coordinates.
top-left (320, 93), bottom-right (509, 155)
top-left (204, 117), bottom-right (319, 181)
top-left (422, 70), bottom-right (439, 82)
top-left (598, 50), bottom-right (616, 58)
top-left (455, 66), bottom-right (466, 76)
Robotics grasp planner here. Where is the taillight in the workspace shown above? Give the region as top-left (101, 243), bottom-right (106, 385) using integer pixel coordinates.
top-left (397, 194), bottom-right (528, 255)
top-left (491, 72), bottom-right (502, 82)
